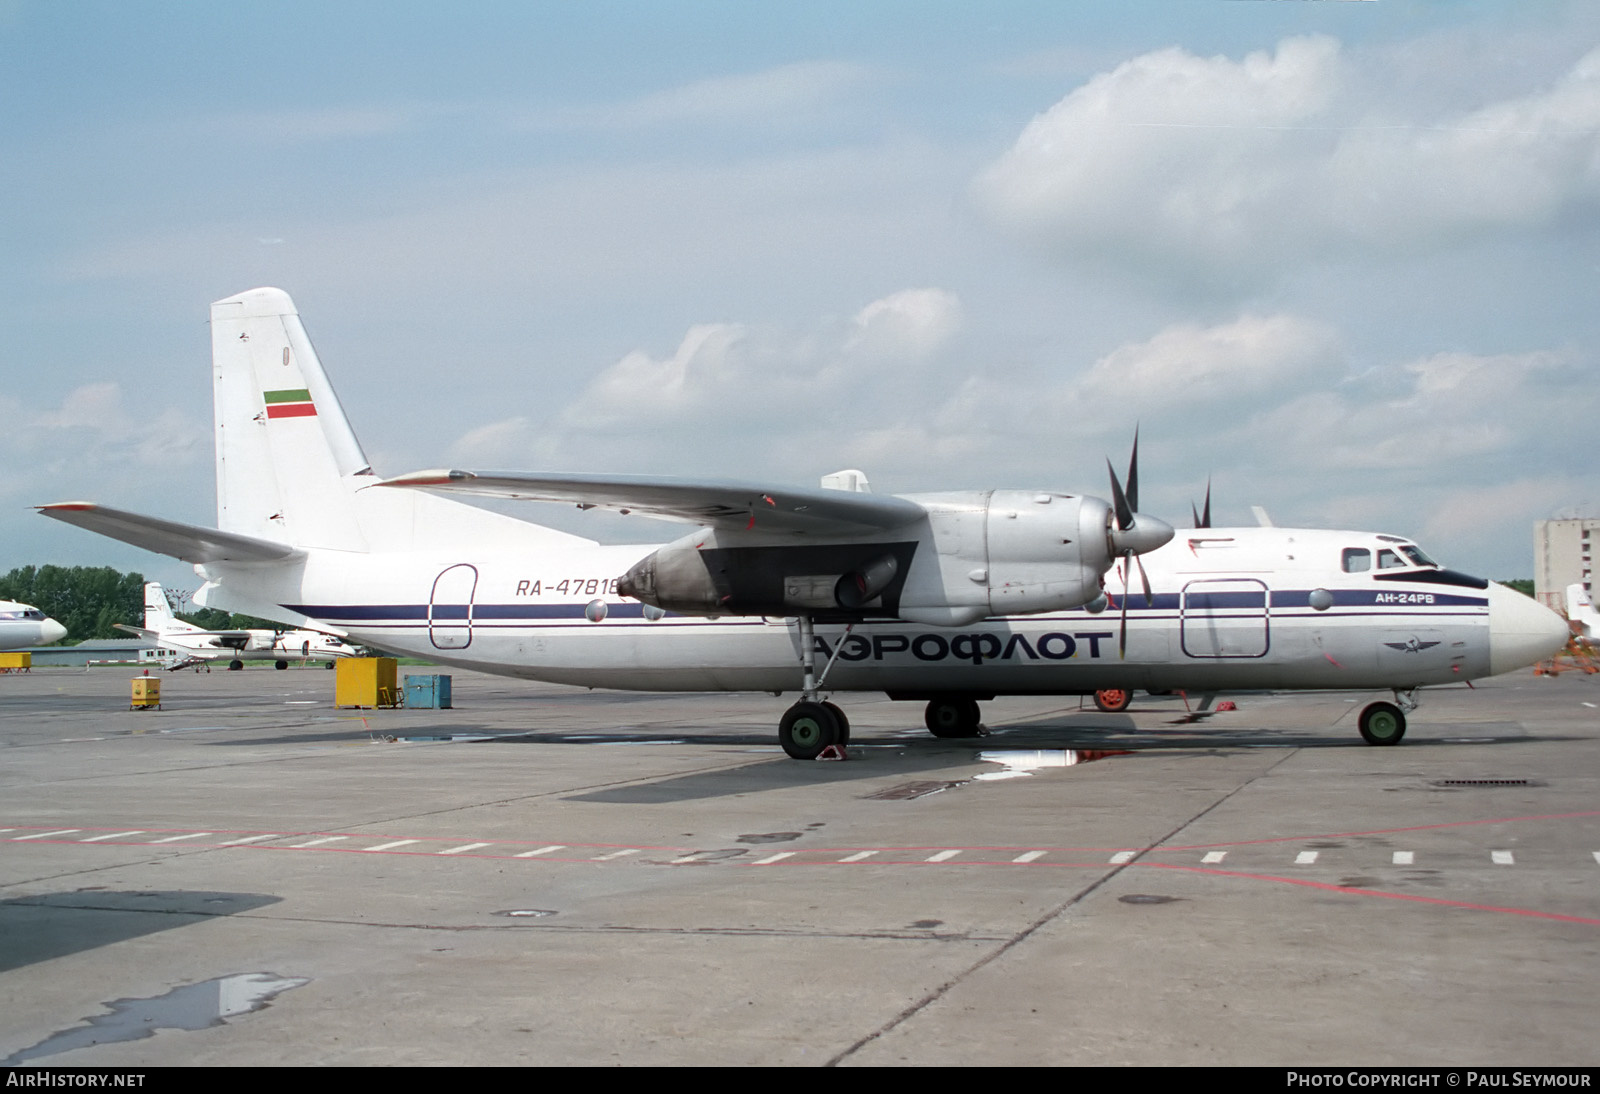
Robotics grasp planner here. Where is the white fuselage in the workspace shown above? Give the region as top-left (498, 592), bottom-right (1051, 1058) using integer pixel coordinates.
top-left (197, 525), bottom-right (1555, 696)
top-left (0, 602), bottom-right (67, 650)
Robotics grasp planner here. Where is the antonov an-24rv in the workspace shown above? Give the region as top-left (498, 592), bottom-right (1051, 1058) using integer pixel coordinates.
top-left (41, 288), bottom-right (1568, 758)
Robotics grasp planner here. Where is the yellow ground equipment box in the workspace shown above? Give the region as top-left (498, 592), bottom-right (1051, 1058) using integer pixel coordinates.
top-left (0, 652), bottom-right (31, 672)
top-left (130, 677), bottom-right (161, 710)
top-left (336, 657), bottom-right (400, 708)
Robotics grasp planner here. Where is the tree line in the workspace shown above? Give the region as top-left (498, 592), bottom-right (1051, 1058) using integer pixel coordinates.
top-left (0, 565), bottom-right (278, 643)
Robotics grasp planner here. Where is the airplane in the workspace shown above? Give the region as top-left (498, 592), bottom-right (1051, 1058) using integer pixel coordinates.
top-left (1564, 583), bottom-right (1599, 642)
top-left (0, 601), bottom-right (68, 650)
top-left (38, 287), bottom-right (1570, 757)
top-left (114, 581), bottom-right (357, 670)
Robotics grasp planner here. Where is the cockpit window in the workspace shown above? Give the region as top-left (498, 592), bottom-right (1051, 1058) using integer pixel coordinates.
top-left (1342, 548), bottom-right (1371, 573)
top-left (1377, 549), bottom-right (1405, 570)
top-left (1398, 545), bottom-right (1437, 568)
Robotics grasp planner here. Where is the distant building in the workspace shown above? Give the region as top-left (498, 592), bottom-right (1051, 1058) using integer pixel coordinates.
top-left (1534, 518), bottom-right (1599, 611)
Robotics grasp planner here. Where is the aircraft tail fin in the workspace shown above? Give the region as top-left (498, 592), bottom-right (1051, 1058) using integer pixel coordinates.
top-left (211, 289), bottom-right (372, 551)
top-left (209, 288), bottom-right (591, 553)
top-left (1565, 583), bottom-right (1598, 639)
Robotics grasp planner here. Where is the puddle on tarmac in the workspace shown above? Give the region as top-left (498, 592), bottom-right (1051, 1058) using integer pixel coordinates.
top-left (2, 972), bottom-right (308, 1064)
top-left (973, 749), bottom-right (1132, 780)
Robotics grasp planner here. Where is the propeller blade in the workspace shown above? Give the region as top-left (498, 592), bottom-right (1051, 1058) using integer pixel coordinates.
top-left (1125, 426), bottom-right (1139, 516)
top-left (1191, 502), bottom-right (1201, 529)
top-left (1106, 460), bottom-right (1133, 532)
top-left (1201, 479), bottom-right (1211, 529)
top-left (1137, 555), bottom-right (1153, 607)
top-left (1118, 555), bottom-right (1131, 658)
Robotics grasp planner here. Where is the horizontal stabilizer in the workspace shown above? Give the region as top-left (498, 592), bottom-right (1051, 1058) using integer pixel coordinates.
top-left (37, 503), bottom-right (303, 564)
top-left (377, 469), bottom-right (928, 535)
top-left (113, 623), bottom-right (158, 639)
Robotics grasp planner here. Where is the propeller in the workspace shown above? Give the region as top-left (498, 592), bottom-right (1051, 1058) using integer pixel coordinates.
top-left (1104, 428), bottom-right (1175, 657)
top-left (1191, 478), bottom-right (1212, 529)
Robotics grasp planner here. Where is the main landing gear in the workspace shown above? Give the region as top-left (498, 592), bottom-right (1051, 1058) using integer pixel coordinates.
top-left (776, 617), bottom-right (854, 760)
top-left (924, 697), bottom-right (983, 738)
top-left (1358, 688), bottom-right (1417, 746)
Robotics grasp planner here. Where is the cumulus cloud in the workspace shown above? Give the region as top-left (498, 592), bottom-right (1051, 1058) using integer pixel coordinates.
top-left (1072, 313), bottom-right (1340, 412)
top-left (974, 35), bottom-right (1600, 283)
top-left (0, 382), bottom-right (205, 499)
top-left (547, 287), bottom-right (964, 443)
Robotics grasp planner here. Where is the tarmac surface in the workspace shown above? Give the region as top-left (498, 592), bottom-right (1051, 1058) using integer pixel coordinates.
top-left (0, 663), bottom-right (1596, 1066)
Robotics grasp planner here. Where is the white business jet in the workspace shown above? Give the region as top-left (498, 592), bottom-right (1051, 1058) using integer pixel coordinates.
top-left (0, 601), bottom-right (68, 650)
top-left (40, 288), bottom-right (1568, 757)
top-left (114, 581), bottom-right (355, 670)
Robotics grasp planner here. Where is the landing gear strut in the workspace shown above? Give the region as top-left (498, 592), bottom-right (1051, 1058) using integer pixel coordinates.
top-left (777, 616), bottom-right (852, 759)
top-left (924, 697), bottom-right (982, 738)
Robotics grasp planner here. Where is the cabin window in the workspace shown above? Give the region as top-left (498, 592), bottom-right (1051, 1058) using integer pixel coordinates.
top-left (1377, 549), bottom-right (1405, 570)
top-left (1342, 548), bottom-right (1371, 573)
top-left (1398, 545), bottom-right (1437, 567)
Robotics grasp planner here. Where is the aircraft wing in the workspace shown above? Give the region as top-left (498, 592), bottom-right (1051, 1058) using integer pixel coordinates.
top-left (377, 470), bottom-right (928, 535)
top-left (37, 503), bottom-right (303, 564)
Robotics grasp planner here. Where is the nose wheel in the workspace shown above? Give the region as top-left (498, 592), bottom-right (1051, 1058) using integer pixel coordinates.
top-left (1358, 700), bottom-right (1407, 745)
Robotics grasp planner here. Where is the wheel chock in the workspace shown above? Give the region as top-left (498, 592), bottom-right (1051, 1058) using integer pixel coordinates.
top-left (817, 744), bottom-right (848, 761)
top-left (1216, 700), bottom-right (1237, 711)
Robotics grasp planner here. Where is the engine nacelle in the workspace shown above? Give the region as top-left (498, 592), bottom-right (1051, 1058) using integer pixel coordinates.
top-left (615, 489), bottom-right (1171, 625)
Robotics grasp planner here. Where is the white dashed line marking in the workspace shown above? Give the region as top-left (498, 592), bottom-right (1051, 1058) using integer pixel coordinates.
top-left (592, 849), bottom-right (640, 861)
top-left (1110, 851), bottom-right (1136, 864)
top-left (1492, 850), bottom-right (1514, 865)
top-left (150, 832), bottom-right (211, 843)
top-left (750, 852), bottom-right (795, 865)
top-left (1013, 851), bottom-right (1046, 863)
top-left (216, 834), bottom-right (281, 846)
top-left (925, 850), bottom-right (961, 862)
top-left (669, 852), bottom-right (711, 864)
top-left (287, 836), bottom-right (348, 848)
top-left (1593, 852), bottom-right (1600, 866)
top-left (516, 845), bottom-right (566, 858)
top-left (367, 840), bottom-right (421, 852)
top-left (1202, 851), bottom-right (1227, 864)
top-left (438, 843), bottom-right (491, 856)
top-left (12, 830), bottom-right (81, 841)
top-left (1295, 851), bottom-right (1318, 865)
top-left (1393, 851), bottom-right (1415, 865)
top-left (838, 851), bottom-right (877, 863)
top-left (79, 831), bottom-right (145, 843)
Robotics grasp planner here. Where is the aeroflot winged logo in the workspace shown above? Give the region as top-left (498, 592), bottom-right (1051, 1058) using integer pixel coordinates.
top-left (263, 389), bottom-right (317, 419)
top-left (1384, 637), bottom-right (1442, 653)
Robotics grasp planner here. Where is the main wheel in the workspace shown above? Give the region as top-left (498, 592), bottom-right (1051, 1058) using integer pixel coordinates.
top-left (1094, 688), bottom-right (1133, 713)
top-left (821, 701), bottom-right (851, 746)
top-left (779, 701), bottom-right (840, 760)
top-left (1358, 701), bottom-right (1406, 746)
top-left (228, 659), bottom-right (243, 671)
top-left (924, 697), bottom-right (981, 738)
top-left (274, 659), bottom-right (288, 670)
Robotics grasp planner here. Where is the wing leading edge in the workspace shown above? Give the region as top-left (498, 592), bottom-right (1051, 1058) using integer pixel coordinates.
top-left (376, 470), bottom-right (927, 536)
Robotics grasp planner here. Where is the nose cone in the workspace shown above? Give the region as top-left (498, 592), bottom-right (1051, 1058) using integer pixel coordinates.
top-left (40, 618), bottom-right (67, 645)
top-left (1488, 582), bottom-right (1569, 676)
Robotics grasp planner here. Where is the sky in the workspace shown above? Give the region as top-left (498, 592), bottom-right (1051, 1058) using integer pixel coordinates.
top-left (4, 0), bottom-right (1598, 595)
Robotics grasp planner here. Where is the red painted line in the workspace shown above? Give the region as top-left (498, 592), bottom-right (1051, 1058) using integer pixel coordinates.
top-left (265, 403), bottom-right (317, 419)
top-left (1144, 862), bottom-right (1600, 927)
top-left (1161, 810), bottom-right (1600, 852)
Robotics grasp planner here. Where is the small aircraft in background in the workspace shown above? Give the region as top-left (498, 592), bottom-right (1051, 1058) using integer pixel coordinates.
top-left (41, 288), bottom-right (1569, 756)
top-left (0, 601), bottom-right (68, 650)
top-left (1564, 583), bottom-right (1600, 643)
top-left (115, 581), bottom-right (356, 670)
